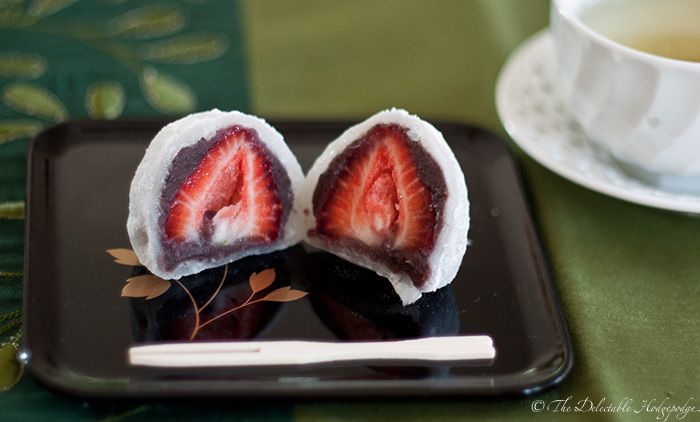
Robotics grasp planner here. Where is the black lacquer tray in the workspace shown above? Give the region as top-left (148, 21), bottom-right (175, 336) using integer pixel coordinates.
top-left (23, 119), bottom-right (572, 398)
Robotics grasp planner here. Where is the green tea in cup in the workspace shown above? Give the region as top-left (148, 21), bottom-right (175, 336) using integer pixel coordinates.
top-left (578, 0), bottom-right (700, 62)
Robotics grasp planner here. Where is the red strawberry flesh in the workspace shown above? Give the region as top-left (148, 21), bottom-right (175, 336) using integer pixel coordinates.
top-left (312, 124), bottom-right (447, 288)
top-left (158, 126), bottom-right (292, 272)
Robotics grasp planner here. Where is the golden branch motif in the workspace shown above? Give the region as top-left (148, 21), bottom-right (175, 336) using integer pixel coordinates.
top-left (107, 249), bottom-right (309, 340)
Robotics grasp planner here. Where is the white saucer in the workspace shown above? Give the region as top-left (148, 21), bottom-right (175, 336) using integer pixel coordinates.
top-left (495, 30), bottom-right (700, 215)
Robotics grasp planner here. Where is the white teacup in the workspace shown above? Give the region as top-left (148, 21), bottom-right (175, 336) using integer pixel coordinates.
top-left (550, 0), bottom-right (700, 194)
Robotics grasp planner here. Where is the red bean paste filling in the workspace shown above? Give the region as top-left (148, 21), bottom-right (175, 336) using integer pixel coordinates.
top-left (311, 124), bottom-right (447, 288)
top-left (158, 126), bottom-right (293, 272)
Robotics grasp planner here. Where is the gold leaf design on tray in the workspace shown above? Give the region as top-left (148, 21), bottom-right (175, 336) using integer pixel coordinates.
top-left (109, 249), bottom-right (309, 340)
top-left (193, 268), bottom-right (309, 338)
top-left (109, 249), bottom-right (171, 300)
top-left (122, 274), bottom-right (172, 300)
top-left (259, 286), bottom-right (309, 302)
top-left (249, 268), bottom-right (276, 294)
top-left (107, 248), bottom-right (141, 266)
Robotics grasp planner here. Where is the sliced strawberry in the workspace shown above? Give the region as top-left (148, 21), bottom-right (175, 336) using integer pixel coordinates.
top-left (165, 126), bottom-right (283, 246)
top-left (315, 124), bottom-right (438, 255)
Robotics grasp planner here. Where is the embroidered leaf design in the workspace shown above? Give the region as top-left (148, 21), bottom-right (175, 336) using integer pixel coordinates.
top-left (27, 0), bottom-right (80, 17)
top-left (85, 80), bottom-right (125, 120)
top-left (140, 67), bottom-right (196, 114)
top-left (122, 275), bottom-right (171, 300)
top-left (140, 32), bottom-right (229, 64)
top-left (260, 286), bottom-right (309, 303)
top-left (108, 4), bottom-right (187, 39)
top-left (0, 201), bottom-right (24, 219)
top-left (249, 268), bottom-right (276, 294)
top-left (2, 81), bottom-right (67, 122)
top-left (106, 248), bottom-right (141, 266)
top-left (0, 341), bottom-right (23, 392)
top-left (0, 1), bottom-right (23, 26)
top-left (0, 120), bottom-right (43, 144)
top-left (0, 52), bottom-right (47, 79)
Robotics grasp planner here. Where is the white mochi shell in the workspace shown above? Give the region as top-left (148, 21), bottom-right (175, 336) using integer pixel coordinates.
top-left (127, 109), bottom-right (304, 280)
top-left (298, 108), bottom-right (469, 305)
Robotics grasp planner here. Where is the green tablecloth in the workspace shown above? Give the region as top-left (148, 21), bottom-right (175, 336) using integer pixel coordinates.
top-left (2, 1), bottom-right (699, 421)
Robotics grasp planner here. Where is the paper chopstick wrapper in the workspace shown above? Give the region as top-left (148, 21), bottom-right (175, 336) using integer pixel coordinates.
top-left (129, 335), bottom-right (495, 367)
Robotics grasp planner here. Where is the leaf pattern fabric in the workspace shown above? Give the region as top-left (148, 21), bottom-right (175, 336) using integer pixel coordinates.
top-left (0, 0), bottom-right (249, 141)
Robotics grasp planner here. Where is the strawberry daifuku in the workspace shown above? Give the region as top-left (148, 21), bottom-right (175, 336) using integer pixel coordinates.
top-left (299, 109), bottom-right (469, 305)
top-left (127, 109), bottom-right (304, 280)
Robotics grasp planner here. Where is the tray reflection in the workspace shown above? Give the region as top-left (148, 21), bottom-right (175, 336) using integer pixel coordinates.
top-left (129, 247), bottom-right (461, 356)
top-left (129, 246), bottom-right (307, 342)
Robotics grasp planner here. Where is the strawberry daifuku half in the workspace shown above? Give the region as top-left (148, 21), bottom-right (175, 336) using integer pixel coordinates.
top-left (127, 109), bottom-right (304, 280)
top-left (299, 108), bottom-right (469, 305)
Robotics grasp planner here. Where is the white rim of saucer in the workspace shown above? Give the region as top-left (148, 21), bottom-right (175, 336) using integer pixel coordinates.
top-left (495, 29), bottom-right (700, 215)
